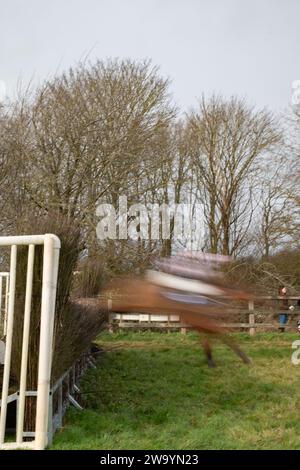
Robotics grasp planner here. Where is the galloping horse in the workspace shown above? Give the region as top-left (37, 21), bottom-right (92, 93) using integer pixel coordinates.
top-left (104, 253), bottom-right (252, 367)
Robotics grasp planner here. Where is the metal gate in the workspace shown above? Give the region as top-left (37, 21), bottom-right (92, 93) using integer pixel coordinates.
top-left (0, 234), bottom-right (60, 450)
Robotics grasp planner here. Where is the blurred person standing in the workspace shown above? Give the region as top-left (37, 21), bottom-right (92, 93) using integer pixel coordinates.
top-left (278, 286), bottom-right (289, 333)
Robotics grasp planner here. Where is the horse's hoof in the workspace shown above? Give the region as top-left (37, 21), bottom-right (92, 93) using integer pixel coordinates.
top-left (241, 354), bottom-right (253, 366)
top-left (245, 357), bottom-right (253, 366)
top-left (207, 358), bottom-right (216, 368)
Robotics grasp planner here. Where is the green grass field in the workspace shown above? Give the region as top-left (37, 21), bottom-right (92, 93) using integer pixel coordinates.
top-left (52, 331), bottom-right (300, 450)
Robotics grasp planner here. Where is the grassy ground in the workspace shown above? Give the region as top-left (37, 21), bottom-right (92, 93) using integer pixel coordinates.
top-left (52, 331), bottom-right (300, 450)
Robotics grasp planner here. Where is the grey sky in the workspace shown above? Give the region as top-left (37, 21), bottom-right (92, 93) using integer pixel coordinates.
top-left (1, 0), bottom-right (299, 112)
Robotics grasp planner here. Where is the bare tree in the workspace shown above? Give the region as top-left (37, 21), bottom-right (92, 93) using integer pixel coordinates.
top-left (6, 59), bottom-right (175, 257)
top-left (254, 160), bottom-right (294, 259)
top-left (187, 95), bottom-right (281, 256)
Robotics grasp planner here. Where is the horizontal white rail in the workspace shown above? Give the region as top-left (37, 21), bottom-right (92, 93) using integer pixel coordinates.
top-left (0, 235), bottom-right (60, 247)
top-left (110, 313), bottom-right (180, 322)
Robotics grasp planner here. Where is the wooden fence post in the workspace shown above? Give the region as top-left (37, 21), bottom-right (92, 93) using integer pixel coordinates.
top-left (248, 300), bottom-right (255, 336)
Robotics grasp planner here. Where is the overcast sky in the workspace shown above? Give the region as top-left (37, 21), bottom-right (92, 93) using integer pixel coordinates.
top-left (1, 0), bottom-right (299, 112)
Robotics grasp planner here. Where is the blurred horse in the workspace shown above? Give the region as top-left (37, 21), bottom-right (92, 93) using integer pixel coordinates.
top-left (103, 253), bottom-right (252, 367)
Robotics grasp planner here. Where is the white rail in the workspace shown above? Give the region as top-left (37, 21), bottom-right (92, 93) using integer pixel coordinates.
top-left (0, 234), bottom-right (60, 450)
top-left (0, 272), bottom-right (9, 336)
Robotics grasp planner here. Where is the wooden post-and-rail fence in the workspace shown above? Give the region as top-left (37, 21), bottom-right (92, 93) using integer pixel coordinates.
top-left (247, 296), bottom-right (300, 336)
top-left (108, 296), bottom-right (300, 335)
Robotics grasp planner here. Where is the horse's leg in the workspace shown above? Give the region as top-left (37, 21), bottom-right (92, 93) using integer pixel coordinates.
top-left (201, 337), bottom-right (216, 368)
top-left (221, 335), bottom-right (252, 365)
top-left (188, 311), bottom-right (251, 365)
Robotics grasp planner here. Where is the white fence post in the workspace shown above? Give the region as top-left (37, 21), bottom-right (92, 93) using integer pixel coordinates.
top-left (248, 300), bottom-right (255, 336)
top-left (16, 244), bottom-right (35, 443)
top-left (4, 274), bottom-right (9, 334)
top-left (0, 276), bottom-right (2, 325)
top-left (35, 234), bottom-right (60, 450)
top-left (0, 245), bottom-right (17, 444)
top-left (0, 272), bottom-right (9, 335)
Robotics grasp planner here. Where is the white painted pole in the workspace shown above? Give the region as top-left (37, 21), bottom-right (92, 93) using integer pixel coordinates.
top-left (0, 276), bottom-right (2, 325)
top-left (4, 275), bottom-right (9, 336)
top-left (16, 244), bottom-right (35, 443)
top-left (0, 245), bottom-right (17, 443)
top-left (34, 235), bottom-right (60, 450)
